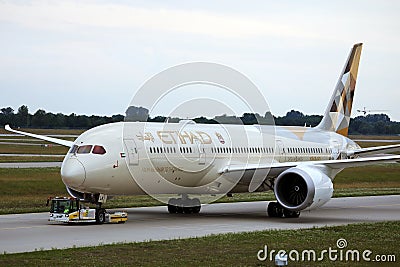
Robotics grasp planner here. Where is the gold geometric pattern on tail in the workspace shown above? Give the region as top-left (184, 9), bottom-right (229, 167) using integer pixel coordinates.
top-left (318, 43), bottom-right (363, 136)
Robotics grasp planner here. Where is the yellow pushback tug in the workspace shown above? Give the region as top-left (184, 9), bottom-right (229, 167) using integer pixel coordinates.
top-left (47, 197), bottom-right (127, 224)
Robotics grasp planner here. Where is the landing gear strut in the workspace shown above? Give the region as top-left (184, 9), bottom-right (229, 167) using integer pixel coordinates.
top-left (267, 202), bottom-right (300, 218)
top-left (94, 194), bottom-right (108, 224)
top-left (167, 195), bottom-right (201, 214)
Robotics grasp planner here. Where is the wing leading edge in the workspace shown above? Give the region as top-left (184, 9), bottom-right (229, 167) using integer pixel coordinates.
top-left (219, 154), bottom-right (400, 183)
top-left (5, 125), bottom-right (73, 147)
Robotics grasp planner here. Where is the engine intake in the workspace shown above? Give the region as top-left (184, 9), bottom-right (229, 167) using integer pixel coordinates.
top-left (274, 166), bottom-right (333, 211)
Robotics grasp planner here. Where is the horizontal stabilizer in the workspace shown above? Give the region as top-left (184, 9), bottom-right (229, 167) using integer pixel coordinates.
top-left (348, 144), bottom-right (400, 157)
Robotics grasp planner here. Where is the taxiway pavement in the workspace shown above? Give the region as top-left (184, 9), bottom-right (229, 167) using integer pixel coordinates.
top-left (0, 195), bottom-right (399, 254)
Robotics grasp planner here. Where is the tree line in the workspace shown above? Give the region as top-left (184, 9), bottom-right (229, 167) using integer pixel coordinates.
top-left (0, 105), bottom-right (124, 129)
top-left (2, 105), bottom-right (400, 135)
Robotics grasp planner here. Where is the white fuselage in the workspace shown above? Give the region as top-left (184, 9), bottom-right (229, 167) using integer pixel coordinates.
top-left (61, 121), bottom-right (360, 196)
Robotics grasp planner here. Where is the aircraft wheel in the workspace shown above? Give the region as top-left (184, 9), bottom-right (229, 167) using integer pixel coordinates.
top-left (283, 209), bottom-right (300, 218)
top-left (268, 202), bottom-right (300, 218)
top-left (267, 202), bottom-right (278, 217)
top-left (192, 198), bottom-right (201, 214)
top-left (176, 204), bottom-right (184, 214)
top-left (267, 202), bottom-right (285, 218)
top-left (193, 205), bottom-right (201, 213)
top-left (183, 206), bottom-right (193, 214)
top-left (275, 205), bottom-right (284, 218)
top-left (96, 208), bottom-right (106, 224)
top-left (167, 204), bottom-right (177, 213)
top-left (168, 197), bottom-right (201, 214)
top-left (168, 198), bottom-right (178, 214)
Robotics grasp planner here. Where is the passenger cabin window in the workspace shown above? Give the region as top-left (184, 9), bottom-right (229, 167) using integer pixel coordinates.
top-left (77, 145), bottom-right (92, 154)
top-left (92, 145), bottom-right (106, 155)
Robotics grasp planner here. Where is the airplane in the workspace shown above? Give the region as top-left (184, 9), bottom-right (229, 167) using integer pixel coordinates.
top-left (5, 43), bottom-right (400, 222)
top-left (356, 107), bottom-right (389, 115)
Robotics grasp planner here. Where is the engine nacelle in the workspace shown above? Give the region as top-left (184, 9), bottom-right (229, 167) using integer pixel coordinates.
top-left (274, 166), bottom-right (333, 211)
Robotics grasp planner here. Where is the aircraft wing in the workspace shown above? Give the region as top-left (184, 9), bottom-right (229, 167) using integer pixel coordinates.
top-left (220, 154), bottom-right (400, 192)
top-left (347, 144), bottom-right (400, 157)
top-left (219, 154), bottom-right (400, 177)
top-left (5, 125), bottom-right (74, 147)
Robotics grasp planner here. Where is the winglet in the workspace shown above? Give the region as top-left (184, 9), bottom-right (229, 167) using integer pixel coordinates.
top-left (4, 124), bottom-right (74, 147)
top-left (317, 43), bottom-right (363, 136)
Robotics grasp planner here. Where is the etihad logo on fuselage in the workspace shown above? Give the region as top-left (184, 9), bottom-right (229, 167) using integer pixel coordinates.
top-left (136, 132), bottom-right (155, 142)
top-left (136, 130), bottom-right (227, 145)
top-left (157, 131), bottom-right (212, 144)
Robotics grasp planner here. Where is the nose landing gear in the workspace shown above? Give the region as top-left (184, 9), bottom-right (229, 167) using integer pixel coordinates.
top-left (167, 195), bottom-right (201, 214)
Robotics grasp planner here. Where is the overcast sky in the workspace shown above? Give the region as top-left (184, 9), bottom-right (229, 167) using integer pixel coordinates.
top-left (1, 0), bottom-right (400, 120)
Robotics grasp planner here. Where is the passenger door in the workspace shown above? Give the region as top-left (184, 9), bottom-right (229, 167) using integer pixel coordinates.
top-left (196, 140), bottom-right (206, 165)
top-left (124, 139), bottom-right (139, 165)
top-left (276, 140), bottom-right (286, 162)
top-left (330, 140), bottom-right (340, 159)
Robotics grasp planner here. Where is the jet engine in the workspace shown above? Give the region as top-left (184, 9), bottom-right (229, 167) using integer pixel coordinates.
top-left (274, 166), bottom-right (333, 211)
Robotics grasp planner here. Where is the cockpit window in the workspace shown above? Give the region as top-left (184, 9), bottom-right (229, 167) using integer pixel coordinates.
top-left (69, 145), bottom-right (78, 154)
top-left (77, 145), bottom-right (92, 154)
top-left (92, 145), bottom-right (106, 155)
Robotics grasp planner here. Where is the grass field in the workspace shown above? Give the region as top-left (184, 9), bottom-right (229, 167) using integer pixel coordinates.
top-left (349, 134), bottom-right (400, 140)
top-left (0, 164), bottom-right (399, 215)
top-left (0, 144), bottom-right (68, 154)
top-left (0, 128), bottom-right (84, 135)
top-left (0, 156), bottom-right (63, 163)
top-left (0, 168), bottom-right (64, 214)
top-left (0, 127), bottom-right (77, 157)
top-left (0, 221), bottom-right (398, 266)
top-left (356, 141), bottom-right (399, 148)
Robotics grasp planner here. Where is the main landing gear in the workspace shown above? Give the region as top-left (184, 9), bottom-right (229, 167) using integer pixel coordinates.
top-left (167, 195), bottom-right (201, 214)
top-left (267, 202), bottom-right (300, 218)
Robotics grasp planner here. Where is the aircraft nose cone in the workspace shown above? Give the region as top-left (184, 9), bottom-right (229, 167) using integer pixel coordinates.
top-left (61, 158), bottom-right (86, 188)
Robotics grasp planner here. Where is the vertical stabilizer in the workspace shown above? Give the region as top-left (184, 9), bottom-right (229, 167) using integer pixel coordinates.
top-left (316, 43), bottom-right (363, 136)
